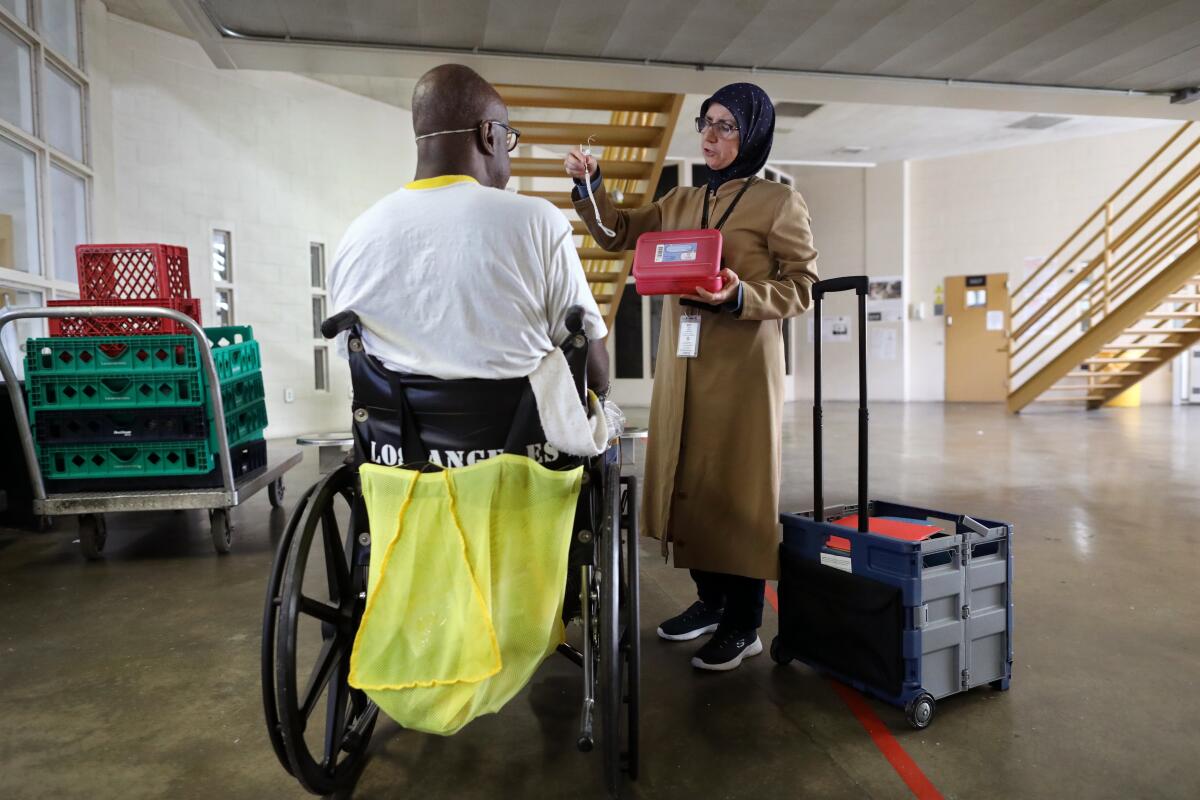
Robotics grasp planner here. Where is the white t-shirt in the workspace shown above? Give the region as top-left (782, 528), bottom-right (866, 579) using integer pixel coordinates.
top-left (328, 175), bottom-right (607, 379)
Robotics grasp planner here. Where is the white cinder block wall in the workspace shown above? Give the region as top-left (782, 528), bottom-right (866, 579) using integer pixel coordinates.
top-left (790, 123), bottom-right (1182, 404)
top-left (86, 9), bottom-right (417, 437)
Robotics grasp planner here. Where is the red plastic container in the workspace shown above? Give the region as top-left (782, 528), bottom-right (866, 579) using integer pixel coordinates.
top-left (75, 244), bottom-right (191, 302)
top-left (47, 297), bottom-right (202, 337)
top-left (632, 229), bottom-right (724, 296)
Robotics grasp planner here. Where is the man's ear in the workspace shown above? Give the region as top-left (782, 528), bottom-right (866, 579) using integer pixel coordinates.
top-left (478, 121), bottom-right (498, 157)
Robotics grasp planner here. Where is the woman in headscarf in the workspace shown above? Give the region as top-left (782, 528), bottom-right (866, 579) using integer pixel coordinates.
top-left (564, 83), bottom-right (818, 671)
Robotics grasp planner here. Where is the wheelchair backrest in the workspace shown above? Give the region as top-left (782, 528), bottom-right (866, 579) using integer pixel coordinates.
top-left (325, 308), bottom-right (589, 471)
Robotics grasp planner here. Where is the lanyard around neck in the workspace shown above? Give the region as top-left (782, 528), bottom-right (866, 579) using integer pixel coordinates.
top-left (701, 177), bottom-right (757, 230)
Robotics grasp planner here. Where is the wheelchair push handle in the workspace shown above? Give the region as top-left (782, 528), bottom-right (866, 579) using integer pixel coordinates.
top-left (321, 310), bottom-right (360, 339)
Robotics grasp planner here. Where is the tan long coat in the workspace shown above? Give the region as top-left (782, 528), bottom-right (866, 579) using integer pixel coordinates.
top-left (575, 177), bottom-right (818, 580)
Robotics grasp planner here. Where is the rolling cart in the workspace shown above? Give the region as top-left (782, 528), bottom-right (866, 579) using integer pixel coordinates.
top-left (0, 305), bottom-right (302, 558)
top-left (772, 277), bottom-right (1013, 729)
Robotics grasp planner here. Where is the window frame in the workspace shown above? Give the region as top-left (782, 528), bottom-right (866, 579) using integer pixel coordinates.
top-left (210, 226), bottom-right (235, 325)
top-left (310, 241), bottom-right (329, 392)
top-left (0, 0), bottom-right (91, 300)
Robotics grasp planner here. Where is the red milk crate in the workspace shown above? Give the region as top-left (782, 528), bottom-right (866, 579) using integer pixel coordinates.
top-left (76, 244), bottom-right (191, 302)
top-left (47, 297), bottom-right (203, 337)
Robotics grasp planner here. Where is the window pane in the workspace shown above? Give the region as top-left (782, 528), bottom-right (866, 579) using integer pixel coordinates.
top-left (0, 136), bottom-right (40, 273)
top-left (0, 286), bottom-right (44, 381)
top-left (38, 0), bottom-right (79, 65)
top-left (49, 164), bottom-right (85, 283)
top-left (1, 0), bottom-right (30, 24)
top-left (613, 286), bottom-right (642, 379)
top-left (212, 229), bottom-right (231, 283)
top-left (44, 65), bottom-right (83, 162)
top-left (214, 287), bottom-right (234, 326)
top-left (0, 25), bottom-right (34, 132)
top-left (966, 289), bottom-right (987, 308)
top-left (313, 347), bottom-right (328, 391)
top-left (310, 243), bottom-right (324, 289)
top-left (311, 295), bottom-right (325, 339)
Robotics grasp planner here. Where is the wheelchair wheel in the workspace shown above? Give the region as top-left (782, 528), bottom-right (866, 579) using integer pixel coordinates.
top-left (272, 464), bottom-right (379, 795)
top-left (619, 476), bottom-right (641, 782)
top-left (262, 478), bottom-right (322, 777)
top-left (597, 457), bottom-right (624, 795)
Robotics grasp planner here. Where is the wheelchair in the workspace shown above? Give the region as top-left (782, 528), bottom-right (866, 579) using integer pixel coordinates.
top-left (261, 308), bottom-right (640, 796)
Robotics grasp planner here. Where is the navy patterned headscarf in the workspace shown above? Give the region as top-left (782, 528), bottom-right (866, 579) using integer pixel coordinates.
top-left (700, 82), bottom-right (775, 189)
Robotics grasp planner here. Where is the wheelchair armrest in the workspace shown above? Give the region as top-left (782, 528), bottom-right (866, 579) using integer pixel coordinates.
top-left (321, 310), bottom-right (360, 340)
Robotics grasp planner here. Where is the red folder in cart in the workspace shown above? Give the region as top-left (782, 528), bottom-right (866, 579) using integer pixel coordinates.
top-left (632, 229), bottom-right (724, 296)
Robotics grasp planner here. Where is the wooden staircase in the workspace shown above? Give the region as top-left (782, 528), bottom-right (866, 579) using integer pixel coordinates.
top-left (1008, 122), bottom-right (1200, 412)
top-left (496, 85), bottom-right (684, 330)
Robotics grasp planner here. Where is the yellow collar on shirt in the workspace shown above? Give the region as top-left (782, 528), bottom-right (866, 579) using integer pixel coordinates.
top-left (404, 175), bottom-right (479, 190)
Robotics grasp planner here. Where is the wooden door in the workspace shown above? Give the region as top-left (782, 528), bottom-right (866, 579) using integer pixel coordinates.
top-left (945, 273), bottom-right (1010, 402)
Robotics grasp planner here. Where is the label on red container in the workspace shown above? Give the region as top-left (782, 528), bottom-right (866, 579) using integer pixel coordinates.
top-left (654, 242), bottom-right (698, 263)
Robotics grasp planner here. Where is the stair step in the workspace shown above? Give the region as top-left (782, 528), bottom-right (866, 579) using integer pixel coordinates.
top-left (1143, 312), bottom-right (1200, 318)
top-left (1123, 327), bottom-right (1200, 334)
top-left (1164, 294), bottom-right (1200, 302)
top-left (511, 157), bottom-right (654, 180)
top-left (584, 271), bottom-right (624, 283)
top-left (1035, 396), bottom-right (1105, 403)
top-left (497, 85), bottom-right (677, 113)
top-left (1067, 370), bottom-right (1143, 377)
top-left (577, 248), bottom-right (624, 261)
top-left (526, 190), bottom-right (644, 209)
top-left (1085, 357), bottom-right (1162, 364)
top-left (512, 121), bottom-right (665, 148)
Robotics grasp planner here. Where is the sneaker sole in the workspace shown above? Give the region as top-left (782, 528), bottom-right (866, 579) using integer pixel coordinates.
top-left (691, 636), bottom-right (764, 671)
top-left (656, 622), bottom-right (719, 642)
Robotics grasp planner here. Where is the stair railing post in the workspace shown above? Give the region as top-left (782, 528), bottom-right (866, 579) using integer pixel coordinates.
top-left (1104, 202), bottom-right (1114, 316)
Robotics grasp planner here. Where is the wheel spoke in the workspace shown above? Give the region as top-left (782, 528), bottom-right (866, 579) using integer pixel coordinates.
top-left (299, 595), bottom-right (341, 625)
top-left (322, 649), bottom-right (353, 770)
top-left (322, 507), bottom-right (351, 601)
top-left (300, 637), bottom-right (344, 722)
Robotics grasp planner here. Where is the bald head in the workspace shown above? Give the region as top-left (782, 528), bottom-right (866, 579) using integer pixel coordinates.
top-left (410, 64), bottom-right (511, 188)
top-left (412, 64), bottom-right (506, 137)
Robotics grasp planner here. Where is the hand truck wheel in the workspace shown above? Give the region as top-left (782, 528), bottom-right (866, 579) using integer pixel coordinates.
top-left (78, 514), bottom-right (106, 561)
top-left (905, 692), bottom-right (936, 730)
top-left (268, 478), bottom-right (286, 509)
top-left (210, 507), bottom-right (234, 554)
top-left (770, 635), bottom-right (793, 666)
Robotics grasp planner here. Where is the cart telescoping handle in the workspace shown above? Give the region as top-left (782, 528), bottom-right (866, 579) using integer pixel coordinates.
top-left (811, 276), bottom-right (869, 532)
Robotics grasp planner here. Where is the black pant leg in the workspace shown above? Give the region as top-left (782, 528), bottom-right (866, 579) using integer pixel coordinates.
top-left (690, 569), bottom-right (726, 609)
top-left (721, 574), bottom-right (766, 631)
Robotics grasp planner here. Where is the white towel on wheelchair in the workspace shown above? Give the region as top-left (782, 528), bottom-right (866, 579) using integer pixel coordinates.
top-left (527, 348), bottom-right (621, 456)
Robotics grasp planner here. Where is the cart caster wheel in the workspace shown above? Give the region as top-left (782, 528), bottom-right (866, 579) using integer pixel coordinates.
top-left (267, 478), bottom-right (285, 509)
top-left (210, 508), bottom-right (234, 554)
top-left (36, 515), bottom-right (53, 532)
top-left (78, 514), bottom-right (106, 561)
top-left (770, 636), bottom-right (792, 666)
top-left (905, 693), bottom-right (935, 730)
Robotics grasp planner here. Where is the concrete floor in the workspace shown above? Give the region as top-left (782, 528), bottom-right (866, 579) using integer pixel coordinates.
top-left (1, 402), bottom-right (1198, 799)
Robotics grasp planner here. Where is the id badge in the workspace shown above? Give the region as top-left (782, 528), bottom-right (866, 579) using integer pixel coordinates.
top-left (677, 312), bottom-right (701, 358)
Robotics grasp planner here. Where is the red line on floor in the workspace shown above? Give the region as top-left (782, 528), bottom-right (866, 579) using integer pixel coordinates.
top-left (764, 583), bottom-right (944, 800)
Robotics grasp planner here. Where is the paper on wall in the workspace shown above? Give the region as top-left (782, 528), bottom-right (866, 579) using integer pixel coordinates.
top-left (869, 327), bottom-right (897, 361)
top-left (824, 315), bottom-right (851, 343)
top-left (867, 275), bottom-right (903, 322)
top-left (987, 310), bottom-right (1005, 331)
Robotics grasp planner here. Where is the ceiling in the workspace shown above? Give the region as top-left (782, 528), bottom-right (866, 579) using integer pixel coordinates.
top-left (195, 0), bottom-right (1200, 93)
top-left (99, 1), bottom-right (1182, 164)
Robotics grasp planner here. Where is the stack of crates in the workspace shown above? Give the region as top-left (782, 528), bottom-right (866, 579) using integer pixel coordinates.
top-left (25, 244), bottom-right (269, 490)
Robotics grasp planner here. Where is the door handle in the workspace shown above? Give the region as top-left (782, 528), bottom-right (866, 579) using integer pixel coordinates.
top-left (946, 316), bottom-right (953, 326)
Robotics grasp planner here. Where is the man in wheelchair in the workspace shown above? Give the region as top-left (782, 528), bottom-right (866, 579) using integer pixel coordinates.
top-left (262, 64), bottom-right (640, 796)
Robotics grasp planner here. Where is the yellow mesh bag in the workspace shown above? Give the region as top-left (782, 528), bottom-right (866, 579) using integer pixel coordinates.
top-left (349, 454), bottom-right (582, 735)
